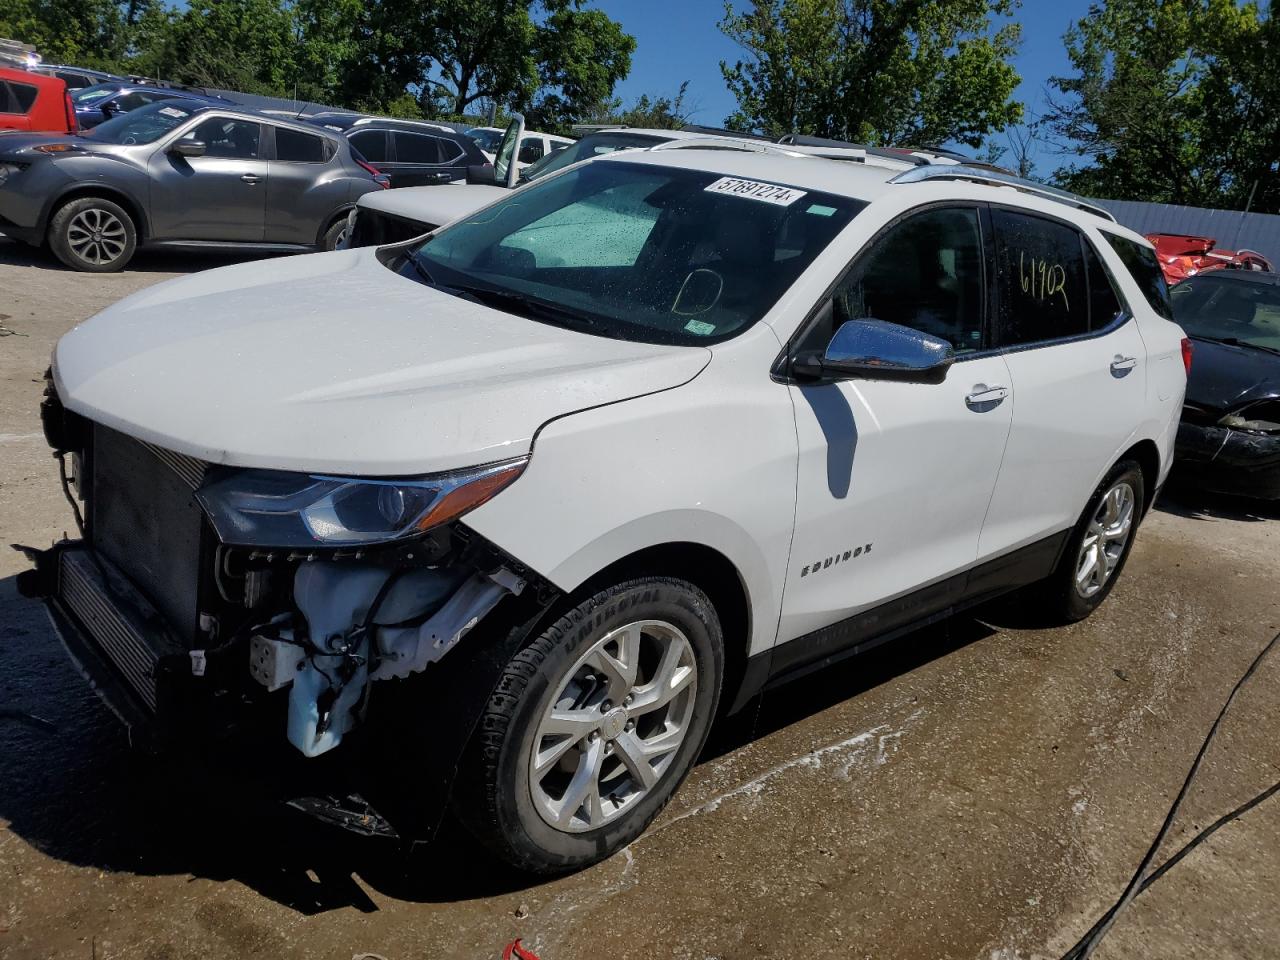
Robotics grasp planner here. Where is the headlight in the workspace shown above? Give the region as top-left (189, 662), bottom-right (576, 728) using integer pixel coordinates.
top-left (1219, 400), bottom-right (1280, 434)
top-left (196, 458), bottom-right (527, 547)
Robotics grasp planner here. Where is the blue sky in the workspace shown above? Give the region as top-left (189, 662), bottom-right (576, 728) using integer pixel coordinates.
top-left (593, 0), bottom-right (1095, 147)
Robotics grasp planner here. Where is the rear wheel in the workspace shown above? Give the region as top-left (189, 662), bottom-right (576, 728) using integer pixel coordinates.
top-left (48, 197), bottom-right (137, 272)
top-left (453, 577), bottom-right (724, 873)
top-left (1044, 459), bottom-right (1145, 622)
top-left (321, 214), bottom-right (350, 251)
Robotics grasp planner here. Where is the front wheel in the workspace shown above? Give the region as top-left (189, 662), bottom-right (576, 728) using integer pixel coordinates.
top-left (48, 197), bottom-right (137, 272)
top-left (453, 577), bottom-right (724, 873)
top-left (1044, 459), bottom-right (1145, 622)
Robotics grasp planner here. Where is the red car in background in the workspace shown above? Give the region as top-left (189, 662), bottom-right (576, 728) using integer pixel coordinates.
top-left (1147, 232), bottom-right (1273, 285)
top-left (0, 67), bottom-right (76, 133)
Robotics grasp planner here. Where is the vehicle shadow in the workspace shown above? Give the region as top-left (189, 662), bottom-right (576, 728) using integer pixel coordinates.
top-left (0, 235), bottom-right (285, 274)
top-left (1154, 476), bottom-right (1280, 523)
top-left (0, 574), bottom-right (995, 914)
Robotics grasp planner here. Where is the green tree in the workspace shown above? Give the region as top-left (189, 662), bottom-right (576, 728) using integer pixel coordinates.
top-left (527, 5), bottom-right (635, 131)
top-left (1044, 0), bottom-right (1279, 213)
top-left (0, 0), bottom-right (125, 66)
top-left (581, 81), bottom-right (695, 130)
top-left (718, 0), bottom-right (1023, 147)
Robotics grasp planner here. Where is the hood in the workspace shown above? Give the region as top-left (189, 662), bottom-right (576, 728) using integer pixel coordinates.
top-left (359, 183), bottom-right (507, 227)
top-left (1185, 336), bottom-right (1280, 412)
top-left (54, 248), bottom-right (711, 475)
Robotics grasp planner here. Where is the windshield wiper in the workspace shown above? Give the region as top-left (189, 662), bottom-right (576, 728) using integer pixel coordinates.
top-left (1193, 334), bottom-right (1280, 357)
top-left (441, 281), bottom-right (601, 330)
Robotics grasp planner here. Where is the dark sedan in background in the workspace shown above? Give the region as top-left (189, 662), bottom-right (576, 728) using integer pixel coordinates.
top-left (70, 81), bottom-right (220, 129)
top-left (304, 112), bottom-right (490, 187)
top-left (1173, 271), bottom-right (1280, 498)
top-left (0, 99), bottom-right (386, 271)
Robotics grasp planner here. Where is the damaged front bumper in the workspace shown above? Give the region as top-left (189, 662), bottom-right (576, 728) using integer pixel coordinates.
top-left (1175, 421), bottom-right (1280, 499)
top-left (17, 541), bottom-right (214, 748)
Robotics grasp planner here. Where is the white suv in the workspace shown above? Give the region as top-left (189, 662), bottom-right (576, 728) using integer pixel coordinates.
top-left (23, 146), bottom-right (1187, 873)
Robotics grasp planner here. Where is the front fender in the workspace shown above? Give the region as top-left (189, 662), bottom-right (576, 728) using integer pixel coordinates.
top-left (463, 342), bottom-right (797, 659)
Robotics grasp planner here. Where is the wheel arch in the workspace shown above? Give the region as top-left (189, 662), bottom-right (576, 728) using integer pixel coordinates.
top-left (1117, 438), bottom-right (1161, 515)
top-left (45, 184), bottom-right (150, 241)
top-left (316, 203), bottom-right (356, 247)
top-left (560, 542), bottom-right (753, 718)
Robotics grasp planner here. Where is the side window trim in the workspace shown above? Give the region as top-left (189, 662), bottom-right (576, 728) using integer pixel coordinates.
top-left (986, 202), bottom-right (1134, 355)
top-left (772, 200), bottom-right (992, 382)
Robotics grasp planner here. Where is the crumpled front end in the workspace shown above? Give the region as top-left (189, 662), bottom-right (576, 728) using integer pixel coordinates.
top-left (19, 379), bottom-right (556, 758)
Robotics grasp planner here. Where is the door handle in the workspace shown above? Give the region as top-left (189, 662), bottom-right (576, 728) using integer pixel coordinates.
top-left (1110, 354), bottom-right (1138, 374)
top-left (240, 174), bottom-right (262, 184)
top-left (965, 384), bottom-right (1009, 409)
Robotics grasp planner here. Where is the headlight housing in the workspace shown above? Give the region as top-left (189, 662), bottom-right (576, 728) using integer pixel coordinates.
top-left (196, 458), bottom-right (527, 547)
top-left (1218, 400), bottom-right (1280, 434)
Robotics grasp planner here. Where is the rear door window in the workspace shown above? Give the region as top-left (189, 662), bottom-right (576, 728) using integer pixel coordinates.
top-left (1, 79), bottom-right (38, 113)
top-left (275, 126), bottom-right (329, 162)
top-left (518, 138), bottom-right (545, 164)
top-left (348, 129), bottom-right (388, 163)
top-left (393, 132), bottom-right (443, 164)
top-left (1102, 232), bottom-right (1175, 320)
top-left (992, 209), bottom-right (1089, 346)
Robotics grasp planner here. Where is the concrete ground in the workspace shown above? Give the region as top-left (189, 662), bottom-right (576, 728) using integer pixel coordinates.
top-left (1, 238), bottom-right (1277, 960)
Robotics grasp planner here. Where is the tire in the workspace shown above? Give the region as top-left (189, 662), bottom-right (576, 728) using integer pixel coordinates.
top-left (321, 215), bottom-right (349, 251)
top-left (48, 196), bottom-right (137, 272)
top-left (453, 577), bottom-right (724, 873)
top-left (1043, 459), bottom-right (1145, 623)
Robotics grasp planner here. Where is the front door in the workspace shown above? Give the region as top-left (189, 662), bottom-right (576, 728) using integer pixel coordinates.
top-left (777, 205), bottom-right (1014, 654)
top-left (148, 115), bottom-right (267, 241)
top-left (977, 208), bottom-right (1148, 558)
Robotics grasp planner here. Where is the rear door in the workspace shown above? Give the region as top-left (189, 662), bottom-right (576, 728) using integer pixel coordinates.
top-left (387, 130), bottom-right (463, 187)
top-left (147, 114), bottom-right (267, 241)
top-left (264, 124), bottom-right (347, 244)
top-left (977, 207), bottom-right (1147, 557)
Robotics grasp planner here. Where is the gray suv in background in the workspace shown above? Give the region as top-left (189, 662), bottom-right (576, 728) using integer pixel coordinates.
top-left (0, 99), bottom-right (387, 271)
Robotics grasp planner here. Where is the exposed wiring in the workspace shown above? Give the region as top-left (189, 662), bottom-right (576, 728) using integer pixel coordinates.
top-left (55, 451), bottom-right (86, 538)
top-left (1060, 627), bottom-right (1280, 960)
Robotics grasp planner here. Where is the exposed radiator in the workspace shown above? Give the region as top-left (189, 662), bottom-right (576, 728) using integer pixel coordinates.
top-left (60, 549), bottom-right (161, 711)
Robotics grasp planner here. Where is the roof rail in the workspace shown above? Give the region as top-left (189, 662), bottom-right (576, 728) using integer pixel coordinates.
top-left (650, 137), bottom-right (809, 157)
top-left (890, 165), bottom-right (1117, 222)
top-left (681, 123), bottom-right (775, 142)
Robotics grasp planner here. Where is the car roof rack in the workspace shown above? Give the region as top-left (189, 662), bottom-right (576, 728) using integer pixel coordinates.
top-left (681, 123), bottom-right (775, 142)
top-left (890, 165), bottom-right (1117, 222)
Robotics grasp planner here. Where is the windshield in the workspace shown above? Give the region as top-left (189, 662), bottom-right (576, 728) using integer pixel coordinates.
top-left (1171, 274), bottom-right (1280, 352)
top-left (407, 159), bottom-right (864, 345)
top-left (86, 101), bottom-right (200, 144)
top-left (71, 83), bottom-right (117, 105)
top-left (465, 127), bottom-right (504, 153)
top-left (520, 131), bottom-right (672, 183)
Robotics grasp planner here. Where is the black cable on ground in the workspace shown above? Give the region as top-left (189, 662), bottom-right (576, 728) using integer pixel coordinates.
top-left (1060, 627), bottom-right (1280, 960)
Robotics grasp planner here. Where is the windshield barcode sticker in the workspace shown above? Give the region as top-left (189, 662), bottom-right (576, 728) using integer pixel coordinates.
top-left (704, 177), bottom-right (807, 206)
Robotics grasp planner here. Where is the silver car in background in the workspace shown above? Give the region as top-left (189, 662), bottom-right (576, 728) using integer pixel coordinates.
top-left (0, 99), bottom-right (388, 271)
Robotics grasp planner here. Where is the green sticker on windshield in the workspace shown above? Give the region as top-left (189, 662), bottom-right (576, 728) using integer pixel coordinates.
top-left (806, 204), bottom-right (837, 216)
top-left (684, 319), bottom-right (716, 336)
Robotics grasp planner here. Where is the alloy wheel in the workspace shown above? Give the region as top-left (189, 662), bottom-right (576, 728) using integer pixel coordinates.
top-left (529, 619), bottom-right (697, 833)
top-left (1075, 480), bottom-right (1136, 599)
top-left (67, 208), bottom-right (127, 266)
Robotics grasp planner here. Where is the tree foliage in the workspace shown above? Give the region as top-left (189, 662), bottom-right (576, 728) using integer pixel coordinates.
top-left (1044, 0), bottom-right (1279, 213)
top-left (0, 0), bottom-right (634, 126)
top-left (718, 0), bottom-right (1023, 146)
top-left (580, 80), bottom-right (695, 130)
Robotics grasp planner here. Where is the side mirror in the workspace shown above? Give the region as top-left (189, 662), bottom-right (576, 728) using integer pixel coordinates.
top-left (100, 102), bottom-right (117, 118)
top-left (170, 139), bottom-right (206, 159)
top-left (465, 164), bottom-right (497, 186)
top-left (795, 313), bottom-right (954, 385)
